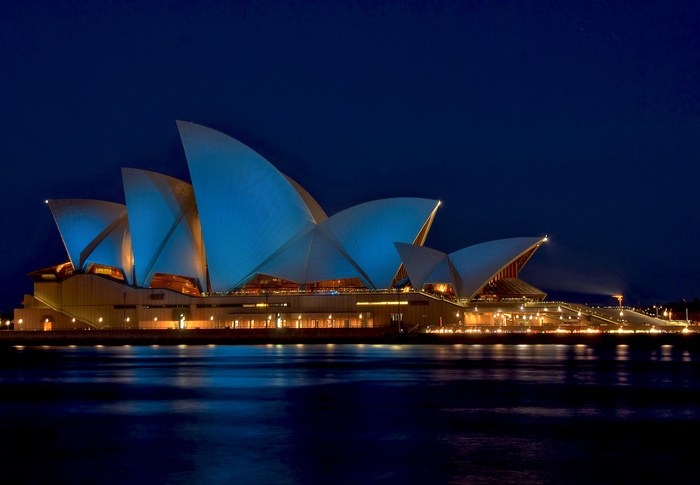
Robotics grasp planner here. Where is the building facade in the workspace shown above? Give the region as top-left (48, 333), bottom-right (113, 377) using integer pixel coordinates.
top-left (14, 122), bottom-right (546, 331)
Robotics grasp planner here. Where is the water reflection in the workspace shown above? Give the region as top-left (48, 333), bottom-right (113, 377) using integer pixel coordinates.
top-left (1, 344), bottom-right (699, 484)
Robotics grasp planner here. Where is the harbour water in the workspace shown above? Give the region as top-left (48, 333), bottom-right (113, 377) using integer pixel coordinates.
top-left (1, 344), bottom-right (698, 484)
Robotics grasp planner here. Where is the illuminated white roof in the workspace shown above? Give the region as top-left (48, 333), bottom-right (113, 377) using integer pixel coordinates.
top-left (396, 237), bottom-right (546, 299)
top-left (393, 243), bottom-right (447, 290)
top-left (48, 199), bottom-right (133, 284)
top-left (255, 198), bottom-right (438, 288)
top-left (283, 174), bottom-right (328, 224)
top-left (318, 198), bottom-right (440, 289)
top-left (45, 121), bottom-right (544, 297)
top-left (122, 168), bottom-right (206, 288)
top-left (449, 237), bottom-right (545, 299)
top-left (177, 121), bottom-right (315, 292)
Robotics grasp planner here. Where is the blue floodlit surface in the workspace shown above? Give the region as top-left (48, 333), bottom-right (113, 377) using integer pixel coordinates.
top-left (250, 225), bottom-right (316, 284)
top-left (48, 199), bottom-right (131, 282)
top-left (177, 121), bottom-right (315, 292)
top-left (85, 216), bottom-right (133, 285)
top-left (394, 242), bottom-right (447, 290)
top-left (122, 168), bottom-right (205, 288)
top-left (448, 237), bottom-right (544, 298)
top-left (319, 198), bottom-right (439, 289)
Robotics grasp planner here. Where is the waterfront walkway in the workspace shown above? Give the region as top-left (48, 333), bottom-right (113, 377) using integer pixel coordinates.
top-left (1, 328), bottom-right (699, 348)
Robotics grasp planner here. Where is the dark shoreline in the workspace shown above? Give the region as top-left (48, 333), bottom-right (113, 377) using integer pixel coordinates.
top-left (1, 329), bottom-right (699, 349)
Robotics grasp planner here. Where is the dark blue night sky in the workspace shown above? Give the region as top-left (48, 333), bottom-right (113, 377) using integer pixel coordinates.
top-left (1, 0), bottom-right (698, 310)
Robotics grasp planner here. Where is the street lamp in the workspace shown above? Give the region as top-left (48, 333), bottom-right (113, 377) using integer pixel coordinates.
top-left (612, 295), bottom-right (623, 315)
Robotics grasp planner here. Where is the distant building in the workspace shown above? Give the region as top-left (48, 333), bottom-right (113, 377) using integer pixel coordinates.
top-left (14, 122), bottom-right (546, 331)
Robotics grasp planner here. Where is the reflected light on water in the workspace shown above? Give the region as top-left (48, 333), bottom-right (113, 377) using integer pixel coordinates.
top-left (2, 344), bottom-right (699, 484)
top-left (616, 344), bottom-right (629, 361)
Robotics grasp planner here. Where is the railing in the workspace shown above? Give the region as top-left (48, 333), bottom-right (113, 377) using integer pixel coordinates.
top-left (31, 295), bottom-right (101, 330)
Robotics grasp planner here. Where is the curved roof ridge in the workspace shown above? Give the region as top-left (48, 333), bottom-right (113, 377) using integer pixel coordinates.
top-left (121, 168), bottom-right (206, 289)
top-left (328, 197), bottom-right (439, 218)
top-left (394, 242), bottom-right (447, 290)
top-left (282, 173), bottom-right (328, 223)
top-left (176, 120), bottom-right (315, 292)
top-left (320, 198), bottom-right (440, 289)
top-left (47, 198), bottom-right (133, 283)
top-left (448, 236), bottom-right (546, 299)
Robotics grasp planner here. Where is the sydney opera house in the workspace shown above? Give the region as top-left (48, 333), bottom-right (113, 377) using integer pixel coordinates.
top-left (14, 121), bottom-right (547, 331)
